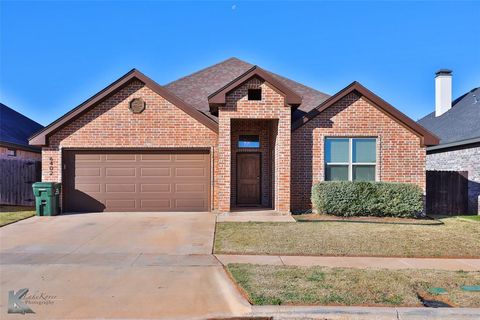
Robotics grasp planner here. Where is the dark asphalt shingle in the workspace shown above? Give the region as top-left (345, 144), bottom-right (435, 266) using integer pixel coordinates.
top-left (417, 88), bottom-right (480, 145)
top-left (0, 103), bottom-right (43, 150)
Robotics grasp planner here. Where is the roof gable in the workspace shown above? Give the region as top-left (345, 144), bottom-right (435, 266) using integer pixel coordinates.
top-left (207, 65), bottom-right (303, 109)
top-left (293, 81), bottom-right (439, 147)
top-left (29, 69), bottom-right (218, 146)
top-left (165, 58), bottom-right (330, 121)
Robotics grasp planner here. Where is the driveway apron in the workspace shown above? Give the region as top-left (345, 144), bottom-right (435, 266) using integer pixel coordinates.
top-left (0, 212), bottom-right (251, 319)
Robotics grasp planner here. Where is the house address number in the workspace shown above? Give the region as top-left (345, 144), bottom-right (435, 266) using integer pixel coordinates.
top-left (49, 157), bottom-right (54, 176)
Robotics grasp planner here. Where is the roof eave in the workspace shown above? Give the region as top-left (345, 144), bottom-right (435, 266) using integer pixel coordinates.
top-left (427, 137), bottom-right (480, 151)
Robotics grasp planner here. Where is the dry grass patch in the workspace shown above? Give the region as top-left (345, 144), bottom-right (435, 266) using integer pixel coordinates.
top-left (0, 206), bottom-right (35, 226)
top-left (294, 213), bottom-right (442, 225)
top-left (215, 218), bottom-right (480, 257)
top-left (227, 264), bottom-right (480, 307)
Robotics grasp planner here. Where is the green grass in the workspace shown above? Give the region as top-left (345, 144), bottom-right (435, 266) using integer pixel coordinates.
top-left (458, 216), bottom-right (480, 222)
top-left (227, 263), bottom-right (480, 307)
top-left (0, 206), bottom-right (35, 226)
top-left (215, 218), bottom-right (480, 257)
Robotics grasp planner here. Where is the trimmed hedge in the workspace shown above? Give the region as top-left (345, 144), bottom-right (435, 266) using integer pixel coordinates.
top-left (311, 181), bottom-right (424, 218)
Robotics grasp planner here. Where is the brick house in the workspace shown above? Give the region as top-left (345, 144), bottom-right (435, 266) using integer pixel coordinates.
top-left (418, 70), bottom-right (480, 214)
top-left (29, 58), bottom-right (438, 213)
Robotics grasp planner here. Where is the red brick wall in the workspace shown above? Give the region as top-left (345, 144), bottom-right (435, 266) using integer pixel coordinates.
top-left (291, 92), bottom-right (426, 212)
top-left (42, 80), bottom-right (219, 209)
top-left (218, 77), bottom-right (291, 212)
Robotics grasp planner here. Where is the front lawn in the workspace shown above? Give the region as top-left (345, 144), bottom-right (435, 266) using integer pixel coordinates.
top-left (227, 263), bottom-right (480, 307)
top-left (0, 206), bottom-right (36, 226)
top-left (215, 217), bottom-right (480, 257)
top-left (294, 213), bottom-right (442, 225)
top-left (458, 215), bottom-right (480, 222)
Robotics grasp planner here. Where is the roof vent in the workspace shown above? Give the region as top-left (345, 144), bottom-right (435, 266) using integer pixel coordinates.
top-left (435, 69), bottom-right (452, 117)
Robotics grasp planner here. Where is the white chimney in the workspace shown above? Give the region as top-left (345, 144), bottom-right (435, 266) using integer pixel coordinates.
top-left (435, 69), bottom-right (452, 117)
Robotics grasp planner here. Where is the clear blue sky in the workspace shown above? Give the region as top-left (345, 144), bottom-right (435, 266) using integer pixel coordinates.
top-left (1, 1), bottom-right (479, 126)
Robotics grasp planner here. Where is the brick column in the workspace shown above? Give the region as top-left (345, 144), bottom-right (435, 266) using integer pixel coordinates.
top-left (42, 148), bottom-right (62, 183)
top-left (275, 113), bottom-right (291, 213)
top-left (218, 115), bottom-right (231, 212)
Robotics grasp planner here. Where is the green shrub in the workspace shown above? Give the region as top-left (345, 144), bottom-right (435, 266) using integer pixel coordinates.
top-left (311, 181), bottom-right (423, 218)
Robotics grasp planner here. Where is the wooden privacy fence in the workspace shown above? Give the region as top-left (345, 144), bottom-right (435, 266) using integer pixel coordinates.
top-left (0, 158), bottom-right (41, 206)
top-left (426, 170), bottom-right (468, 216)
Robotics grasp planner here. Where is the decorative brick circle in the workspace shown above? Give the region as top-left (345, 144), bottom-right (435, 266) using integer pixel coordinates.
top-left (129, 98), bottom-right (146, 114)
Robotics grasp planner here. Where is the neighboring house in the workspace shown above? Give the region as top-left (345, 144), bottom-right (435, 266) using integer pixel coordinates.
top-left (1, 103), bottom-right (43, 206)
top-left (418, 70), bottom-right (480, 214)
top-left (28, 58), bottom-right (438, 213)
top-left (0, 103), bottom-right (43, 160)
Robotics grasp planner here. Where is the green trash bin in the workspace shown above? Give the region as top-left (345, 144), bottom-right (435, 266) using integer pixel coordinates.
top-left (32, 182), bottom-right (62, 216)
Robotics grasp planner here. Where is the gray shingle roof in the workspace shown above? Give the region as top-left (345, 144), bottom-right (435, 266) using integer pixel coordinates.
top-left (417, 88), bottom-right (480, 145)
top-left (0, 103), bottom-right (43, 151)
top-left (164, 57), bottom-right (330, 121)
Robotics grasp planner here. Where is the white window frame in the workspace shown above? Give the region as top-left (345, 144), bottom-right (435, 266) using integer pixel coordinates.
top-left (7, 149), bottom-right (16, 157)
top-left (325, 137), bottom-right (377, 181)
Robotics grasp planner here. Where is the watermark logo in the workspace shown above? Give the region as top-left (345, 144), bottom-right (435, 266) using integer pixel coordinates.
top-left (8, 288), bottom-right (35, 314)
top-left (8, 288), bottom-right (59, 314)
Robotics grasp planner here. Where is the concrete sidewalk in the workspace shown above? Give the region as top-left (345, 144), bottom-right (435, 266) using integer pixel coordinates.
top-left (216, 210), bottom-right (296, 222)
top-left (251, 305), bottom-right (480, 319)
top-left (215, 254), bottom-right (480, 271)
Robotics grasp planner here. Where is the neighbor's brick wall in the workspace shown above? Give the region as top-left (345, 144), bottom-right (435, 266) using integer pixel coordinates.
top-left (291, 92), bottom-right (426, 212)
top-left (0, 146), bottom-right (41, 161)
top-left (427, 145), bottom-right (480, 214)
top-left (42, 80), bottom-right (219, 209)
top-left (218, 77), bottom-right (291, 212)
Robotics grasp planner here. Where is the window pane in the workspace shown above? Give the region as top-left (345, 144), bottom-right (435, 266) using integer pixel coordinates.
top-left (353, 165), bottom-right (375, 181)
top-left (353, 138), bottom-right (376, 163)
top-left (325, 138), bottom-right (349, 163)
top-left (238, 135), bottom-right (260, 148)
top-left (326, 165), bottom-right (349, 181)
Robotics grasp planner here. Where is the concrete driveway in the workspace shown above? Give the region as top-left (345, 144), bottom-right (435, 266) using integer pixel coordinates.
top-left (0, 212), bottom-right (250, 319)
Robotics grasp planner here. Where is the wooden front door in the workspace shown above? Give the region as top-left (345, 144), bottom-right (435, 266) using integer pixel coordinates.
top-left (237, 153), bottom-right (261, 206)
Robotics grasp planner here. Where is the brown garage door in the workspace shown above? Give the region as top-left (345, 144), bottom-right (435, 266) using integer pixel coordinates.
top-left (63, 150), bottom-right (210, 212)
